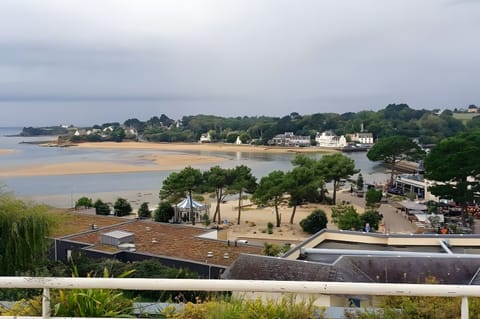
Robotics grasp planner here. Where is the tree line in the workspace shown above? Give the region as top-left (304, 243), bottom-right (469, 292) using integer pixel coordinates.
top-left (59, 103), bottom-right (479, 146)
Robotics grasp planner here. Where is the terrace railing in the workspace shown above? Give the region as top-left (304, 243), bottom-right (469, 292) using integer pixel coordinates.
top-left (0, 277), bottom-right (477, 319)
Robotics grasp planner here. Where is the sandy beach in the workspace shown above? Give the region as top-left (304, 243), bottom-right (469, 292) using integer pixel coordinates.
top-left (76, 141), bottom-right (334, 154)
top-left (0, 153), bottom-right (225, 177)
top-left (27, 188), bottom-right (365, 244)
top-left (0, 141), bottom-right (332, 177)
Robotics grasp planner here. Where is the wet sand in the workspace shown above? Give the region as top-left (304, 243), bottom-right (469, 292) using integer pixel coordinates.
top-left (0, 142), bottom-right (332, 177)
top-left (0, 153), bottom-right (225, 177)
top-left (76, 141), bottom-right (334, 154)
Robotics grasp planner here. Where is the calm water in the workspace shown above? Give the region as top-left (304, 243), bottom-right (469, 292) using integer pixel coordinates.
top-left (0, 127), bottom-right (387, 198)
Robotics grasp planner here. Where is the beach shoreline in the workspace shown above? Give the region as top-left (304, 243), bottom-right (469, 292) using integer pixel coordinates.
top-left (0, 141), bottom-right (333, 177)
top-left (75, 141), bottom-right (335, 154)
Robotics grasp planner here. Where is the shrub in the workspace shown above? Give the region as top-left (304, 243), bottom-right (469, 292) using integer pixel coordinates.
top-left (74, 196), bottom-right (93, 208)
top-left (94, 199), bottom-right (110, 215)
top-left (300, 209), bottom-right (328, 234)
top-left (163, 295), bottom-right (322, 319)
top-left (365, 188), bottom-right (382, 208)
top-left (113, 198), bottom-right (132, 217)
top-left (137, 202), bottom-right (151, 218)
top-left (154, 202), bottom-right (175, 223)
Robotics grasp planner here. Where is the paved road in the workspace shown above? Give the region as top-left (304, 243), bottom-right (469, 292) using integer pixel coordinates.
top-left (336, 189), bottom-right (418, 234)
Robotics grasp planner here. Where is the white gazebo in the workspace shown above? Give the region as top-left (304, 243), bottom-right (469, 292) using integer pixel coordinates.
top-left (175, 197), bottom-right (210, 223)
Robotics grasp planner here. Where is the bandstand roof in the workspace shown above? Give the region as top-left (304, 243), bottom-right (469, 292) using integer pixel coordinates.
top-left (176, 197), bottom-right (205, 210)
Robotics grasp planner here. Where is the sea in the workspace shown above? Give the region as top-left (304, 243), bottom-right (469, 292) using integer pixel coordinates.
top-left (0, 127), bottom-right (388, 208)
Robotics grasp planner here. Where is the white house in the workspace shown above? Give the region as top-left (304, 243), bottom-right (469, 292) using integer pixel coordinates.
top-left (315, 131), bottom-right (347, 148)
top-left (199, 132), bottom-right (212, 143)
top-left (349, 132), bottom-right (374, 144)
top-left (269, 132), bottom-right (311, 147)
top-left (235, 136), bottom-right (243, 145)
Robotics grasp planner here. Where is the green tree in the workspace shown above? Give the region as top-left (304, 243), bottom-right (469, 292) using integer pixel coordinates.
top-left (74, 196), bottom-right (93, 208)
top-left (356, 173), bottom-right (364, 191)
top-left (0, 195), bottom-right (53, 275)
top-left (154, 202), bottom-right (175, 223)
top-left (160, 166), bottom-right (203, 225)
top-left (285, 164), bottom-right (323, 224)
top-left (360, 210), bottom-right (383, 231)
top-left (138, 202), bottom-right (151, 218)
top-left (252, 170), bottom-right (287, 227)
top-left (332, 205), bottom-right (363, 230)
top-left (299, 209), bottom-right (328, 234)
top-left (109, 127), bottom-right (126, 142)
top-left (424, 128), bottom-right (480, 225)
top-left (203, 166), bottom-right (235, 225)
top-left (113, 198), bottom-right (132, 217)
top-left (94, 199), bottom-right (110, 215)
top-left (230, 165), bottom-right (257, 225)
top-left (365, 188), bottom-right (383, 209)
top-left (367, 135), bottom-right (424, 185)
top-left (317, 153), bottom-right (359, 205)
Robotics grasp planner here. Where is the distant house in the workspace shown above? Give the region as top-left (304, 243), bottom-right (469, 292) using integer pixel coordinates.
top-left (349, 132), bottom-right (374, 145)
top-left (74, 129), bottom-right (87, 136)
top-left (199, 132), bottom-right (212, 143)
top-left (269, 132), bottom-right (311, 147)
top-left (235, 136), bottom-right (243, 145)
top-left (315, 131), bottom-right (347, 148)
top-left (468, 105), bottom-right (479, 113)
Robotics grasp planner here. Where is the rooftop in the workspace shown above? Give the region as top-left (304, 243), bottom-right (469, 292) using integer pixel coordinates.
top-left (63, 219), bottom-right (262, 266)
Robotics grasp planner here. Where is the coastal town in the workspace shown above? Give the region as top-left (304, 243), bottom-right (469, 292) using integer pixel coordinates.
top-left (1, 1), bottom-right (480, 316)
top-left (1, 103), bottom-right (480, 318)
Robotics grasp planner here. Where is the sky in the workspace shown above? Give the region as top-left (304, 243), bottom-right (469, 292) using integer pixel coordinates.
top-left (0, 0), bottom-right (479, 127)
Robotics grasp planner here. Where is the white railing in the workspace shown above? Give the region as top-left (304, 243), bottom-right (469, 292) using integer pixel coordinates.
top-left (0, 277), bottom-right (477, 319)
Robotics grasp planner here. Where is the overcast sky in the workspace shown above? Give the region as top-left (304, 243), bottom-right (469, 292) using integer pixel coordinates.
top-left (1, 0), bottom-right (479, 127)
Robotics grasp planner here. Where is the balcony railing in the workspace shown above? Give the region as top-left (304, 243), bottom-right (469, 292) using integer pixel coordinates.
top-left (0, 277), bottom-right (477, 319)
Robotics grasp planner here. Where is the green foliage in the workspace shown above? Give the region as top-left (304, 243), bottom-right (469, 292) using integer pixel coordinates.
top-left (252, 170), bottom-right (287, 227)
top-left (365, 188), bottom-right (383, 208)
top-left (154, 201), bottom-right (175, 223)
top-left (61, 104), bottom-right (467, 145)
top-left (160, 166), bottom-right (203, 224)
top-left (356, 173), bottom-right (364, 191)
top-left (300, 209), bottom-right (328, 234)
top-left (94, 199), bottom-right (110, 215)
top-left (425, 128), bottom-right (480, 210)
top-left (203, 166), bottom-right (236, 225)
top-left (316, 153), bottom-right (359, 205)
top-left (332, 205), bottom-right (363, 231)
top-left (361, 210), bottom-right (383, 231)
top-left (367, 136), bottom-right (424, 185)
top-left (262, 242), bottom-right (282, 256)
top-left (230, 165), bottom-right (257, 225)
top-left (0, 195), bottom-right (53, 275)
top-left (203, 213), bottom-right (211, 226)
top-left (113, 197), bottom-right (132, 216)
top-left (286, 157), bottom-right (325, 223)
top-left (137, 202), bottom-right (151, 218)
top-left (75, 196), bottom-right (93, 208)
top-left (163, 295), bottom-right (323, 319)
top-left (2, 267), bottom-right (135, 317)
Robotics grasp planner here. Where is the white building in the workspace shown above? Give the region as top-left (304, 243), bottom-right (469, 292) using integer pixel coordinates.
top-left (315, 131), bottom-right (347, 148)
top-left (199, 132), bottom-right (212, 143)
top-left (350, 132), bottom-right (374, 144)
top-left (269, 132), bottom-right (311, 147)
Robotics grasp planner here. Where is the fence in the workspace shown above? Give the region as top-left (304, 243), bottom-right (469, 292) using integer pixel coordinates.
top-left (0, 277), bottom-right (477, 319)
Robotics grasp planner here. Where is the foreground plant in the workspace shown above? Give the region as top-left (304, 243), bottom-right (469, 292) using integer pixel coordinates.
top-left (1, 267), bottom-right (135, 318)
top-left (163, 294), bottom-right (324, 319)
